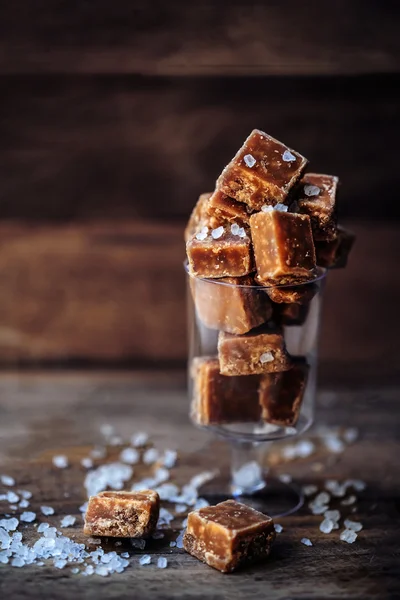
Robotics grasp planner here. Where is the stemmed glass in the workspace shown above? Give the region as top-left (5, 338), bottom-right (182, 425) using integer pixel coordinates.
top-left (186, 264), bottom-right (326, 517)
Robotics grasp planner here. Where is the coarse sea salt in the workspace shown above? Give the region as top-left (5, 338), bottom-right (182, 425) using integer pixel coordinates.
top-left (84, 462), bottom-right (133, 497)
top-left (341, 495), bottom-right (357, 506)
top-left (1, 475), bottom-right (15, 487)
top-left (340, 529), bottom-right (357, 544)
top-left (304, 184), bottom-right (320, 197)
top-left (157, 557), bottom-right (168, 569)
top-left (319, 518), bottom-right (334, 534)
top-left (274, 524), bottom-right (283, 533)
top-left (162, 450), bottom-right (177, 469)
top-left (142, 448), bottom-right (159, 465)
top-left (20, 512), bottom-right (36, 523)
top-left (131, 432), bottom-right (149, 447)
top-left (119, 448), bottom-right (140, 465)
top-left (211, 226), bottom-right (224, 240)
top-left (237, 227), bottom-right (246, 238)
top-left (139, 554), bottom-right (151, 565)
top-left (260, 352), bottom-right (274, 364)
top-left (19, 499), bottom-right (30, 509)
top-left (243, 154), bottom-right (256, 168)
top-left (81, 457), bottom-right (94, 469)
top-left (6, 491), bottom-right (19, 504)
top-left (19, 490), bottom-right (32, 500)
top-left (60, 515), bottom-right (76, 528)
top-left (195, 231), bottom-right (207, 241)
top-left (41, 506), bottom-right (54, 516)
top-left (274, 203), bottom-right (288, 212)
top-left (232, 461), bottom-right (262, 490)
top-left (301, 538), bottom-right (313, 546)
top-left (302, 484), bottom-right (318, 497)
top-left (282, 150), bottom-right (296, 162)
top-left (261, 204), bottom-right (274, 212)
top-left (52, 455), bottom-right (69, 469)
top-left (344, 519), bottom-right (363, 532)
top-left (324, 509), bottom-right (340, 523)
top-left (0, 518), bottom-right (19, 532)
top-left (37, 523), bottom-right (50, 533)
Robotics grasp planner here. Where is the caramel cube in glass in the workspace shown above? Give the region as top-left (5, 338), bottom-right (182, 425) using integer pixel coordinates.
top-left (275, 302), bottom-right (310, 326)
top-left (216, 129), bottom-right (308, 211)
top-left (315, 226), bottom-right (355, 269)
top-left (207, 190), bottom-right (252, 227)
top-left (266, 281), bottom-right (318, 305)
top-left (191, 357), bottom-right (261, 425)
top-left (186, 225), bottom-right (253, 278)
top-left (218, 325), bottom-right (292, 376)
top-left (183, 499), bottom-right (276, 573)
top-left (250, 211), bottom-right (316, 286)
top-left (184, 192), bottom-right (212, 242)
top-left (190, 274), bottom-right (272, 335)
top-left (259, 361), bottom-right (309, 426)
top-left (84, 490), bottom-right (160, 538)
top-left (297, 173), bottom-right (339, 241)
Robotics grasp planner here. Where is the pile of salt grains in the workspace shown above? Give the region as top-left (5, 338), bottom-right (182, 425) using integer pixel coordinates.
top-left (0, 425), bottom-right (365, 576)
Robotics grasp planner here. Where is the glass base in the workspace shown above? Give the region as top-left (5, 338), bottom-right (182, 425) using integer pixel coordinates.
top-left (199, 474), bottom-right (304, 518)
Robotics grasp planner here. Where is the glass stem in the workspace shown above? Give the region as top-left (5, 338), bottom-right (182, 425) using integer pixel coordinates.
top-left (230, 440), bottom-right (269, 496)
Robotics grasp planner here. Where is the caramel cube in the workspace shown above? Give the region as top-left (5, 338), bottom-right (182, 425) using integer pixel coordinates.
top-left (183, 499), bottom-right (276, 573)
top-left (250, 211), bottom-right (316, 286)
top-left (191, 357), bottom-right (261, 425)
top-left (186, 225), bottom-right (253, 278)
top-left (266, 281), bottom-right (318, 305)
top-left (218, 325), bottom-right (292, 376)
top-left (207, 190), bottom-right (252, 227)
top-left (259, 361), bottom-right (309, 426)
top-left (315, 226), bottom-right (355, 269)
top-left (184, 192), bottom-right (212, 242)
top-left (190, 274), bottom-right (272, 335)
top-left (297, 173), bottom-right (339, 241)
top-left (84, 490), bottom-right (159, 538)
top-left (216, 129), bottom-right (308, 211)
top-left (275, 302), bottom-right (310, 326)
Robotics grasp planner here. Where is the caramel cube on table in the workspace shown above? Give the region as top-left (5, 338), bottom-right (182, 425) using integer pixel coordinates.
top-left (297, 173), bottom-right (339, 241)
top-left (259, 361), bottom-right (309, 426)
top-left (315, 226), bottom-right (355, 269)
top-left (218, 325), bottom-right (292, 376)
top-left (190, 274), bottom-right (272, 335)
top-left (266, 281), bottom-right (318, 305)
top-left (191, 357), bottom-right (261, 425)
top-left (216, 129), bottom-right (308, 211)
top-left (183, 499), bottom-right (276, 573)
top-left (84, 490), bottom-right (160, 538)
top-left (186, 225), bottom-right (253, 278)
top-left (184, 192), bottom-right (212, 243)
top-left (207, 190), bottom-right (252, 227)
top-left (250, 211), bottom-right (316, 286)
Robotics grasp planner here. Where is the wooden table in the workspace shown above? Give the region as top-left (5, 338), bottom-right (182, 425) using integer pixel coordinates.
top-left (0, 370), bottom-right (399, 599)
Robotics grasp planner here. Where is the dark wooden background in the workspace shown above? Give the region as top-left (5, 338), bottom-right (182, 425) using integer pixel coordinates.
top-left (0, 1), bottom-right (399, 378)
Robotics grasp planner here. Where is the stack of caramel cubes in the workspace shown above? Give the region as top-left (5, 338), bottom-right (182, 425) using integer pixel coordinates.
top-left (185, 130), bottom-right (354, 429)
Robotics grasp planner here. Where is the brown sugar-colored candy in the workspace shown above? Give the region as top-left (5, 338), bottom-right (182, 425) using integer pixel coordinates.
top-left (183, 499), bottom-right (276, 573)
top-left (266, 281), bottom-right (318, 305)
top-left (216, 129), bottom-right (308, 211)
top-left (207, 190), bottom-right (252, 227)
top-left (259, 361), bottom-right (309, 426)
top-left (250, 210), bottom-right (316, 286)
top-left (190, 274), bottom-right (272, 335)
top-left (315, 226), bottom-right (355, 269)
top-left (190, 357), bottom-right (261, 425)
top-left (275, 302), bottom-right (310, 326)
top-left (83, 490), bottom-right (160, 538)
top-left (186, 225), bottom-right (253, 278)
top-left (218, 325), bottom-right (292, 376)
top-left (297, 173), bottom-right (339, 241)
top-left (184, 192), bottom-right (212, 242)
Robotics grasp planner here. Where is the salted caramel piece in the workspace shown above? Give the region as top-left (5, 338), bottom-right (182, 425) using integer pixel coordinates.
top-left (191, 357), bottom-right (261, 425)
top-left (184, 192), bottom-right (212, 242)
top-left (275, 302), bottom-right (310, 326)
top-left (259, 361), bottom-right (309, 426)
top-left (315, 226), bottom-right (355, 269)
top-left (266, 281), bottom-right (318, 305)
top-left (297, 173), bottom-right (339, 241)
top-left (186, 225), bottom-right (253, 278)
top-left (218, 325), bottom-right (292, 376)
top-left (207, 190), bottom-right (252, 227)
top-left (183, 499), bottom-right (276, 573)
top-left (216, 129), bottom-right (308, 211)
top-left (84, 490), bottom-right (159, 538)
top-left (250, 211), bottom-right (316, 286)
top-left (190, 274), bottom-right (272, 335)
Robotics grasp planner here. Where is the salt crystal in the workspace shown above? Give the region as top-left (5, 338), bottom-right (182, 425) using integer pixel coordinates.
top-left (211, 226), bottom-right (224, 240)
top-left (157, 556), bottom-right (168, 569)
top-left (19, 499), bottom-right (30, 509)
top-left (121, 552), bottom-right (130, 558)
top-left (260, 352), bottom-right (274, 364)
top-left (85, 565), bottom-right (95, 575)
top-left (131, 478), bottom-right (157, 492)
top-left (319, 518), bottom-right (334, 534)
top-left (162, 450), bottom-right (177, 469)
top-left (157, 508), bottom-right (174, 528)
top-left (261, 204), bottom-right (274, 212)
top-left (232, 461), bottom-right (262, 490)
top-left (343, 428), bottom-right (359, 444)
top-left (343, 519), bottom-right (362, 532)
top-left (131, 539), bottom-right (146, 550)
top-left (274, 203), bottom-right (288, 212)
top-left (302, 484), bottom-right (318, 496)
top-left (11, 557), bottom-right (25, 567)
top-left (237, 227), bottom-right (246, 238)
top-left (278, 474), bottom-right (292, 484)
top-left (120, 447), bottom-right (140, 465)
top-left (37, 523), bottom-right (50, 533)
top-left (314, 491), bottom-right (330, 505)
top-left (340, 529), bottom-right (357, 543)
top-left (109, 435), bottom-right (123, 446)
top-left (154, 468), bottom-right (170, 484)
top-left (90, 446), bottom-right (106, 459)
top-left (243, 154), bottom-right (256, 168)
top-left (282, 150), bottom-right (296, 162)
top-left (18, 490), bottom-right (32, 500)
top-left (43, 527), bottom-right (57, 538)
top-left (309, 503), bottom-right (329, 515)
top-left (87, 537), bottom-right (101, 545)
top-left (20, 512), bottom-right (36, 523)
top-left (100, 424), bottom-right (115, 437)
top-left (72, 567), bottom-right (80, 574)
top-left (0, 550), bottom-right (9, 564)
top-left (230, 223), bottom-right (240, 236)
top-left (139, 554), bottom-right (152, 565)
top-left (10, 504), bottom-right (17, 510)
top-left (176, 531), bottom-right (185, 548)
top-left (41, 506), bottom-right (54, 516)
top-left (344, 479), bottom-right (366, 492)
top-left (84, 462), bottom-right (133, 497)
top-left (274, 524), bottom-right (283, 533)
top-left (81, 457), bottom-right (94, 469)
top-left (0, 527), bottom-right (11, 549)
top-left (189, 471), bottom-right (215, 490)
top-left (301, 537), bottom-right (313, 546)
top-left (52, 455), bottom-right (69, 469)
top-left (155, 483), bottom-right (179, 501)
top-left (54, 558), bottom-right (67, 569)
top-left (95, 565), bottom-right (110, 577)
top-left (79, 502), bottom-right (88, 514)
top-left (143, 448), bottom-right (159, 465)
top-left (1, 475), bottom-right (15, 487)
top-left (175, 504), bottom-right (187, 514)
top-left (324, 436), bottom-right (345, 454)
top-left (6, 491), bottom-right (19, 504)
top-left (196, 231), bottom-right (207, 241)
top-left (325, 480), bottom-right (345, 497)
top-left (324, 509), bottom-right (340, 522)
top-left (0, 517), bottom-right (19, 532)
top-left (60, 515), bottom-right (76, 528)
top-left (341, 495), bottom-right (356, 506)
top-left (170, 541), bottom-right (176, 547)
top-left (131, 432), bottom-right (149, 447)
top-left (193, 498), bottom-right (209, 510)
top-left (304, 184), bottom-right (320, 197)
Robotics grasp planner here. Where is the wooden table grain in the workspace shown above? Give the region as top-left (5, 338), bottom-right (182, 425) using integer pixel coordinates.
top-left (0, 371), bottom-right (399, 599)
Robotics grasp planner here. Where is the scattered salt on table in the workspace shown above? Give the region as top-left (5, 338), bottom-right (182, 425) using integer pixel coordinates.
top-left (157, 557), bottom-right (168, 569)
top-left (301, 538), bottom-right (313, 546)
top-left (52, 455), bottom-right (69, 469)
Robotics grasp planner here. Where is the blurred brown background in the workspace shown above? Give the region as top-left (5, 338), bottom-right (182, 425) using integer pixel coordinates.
top-left (0, 1), bottom-right (399, 383)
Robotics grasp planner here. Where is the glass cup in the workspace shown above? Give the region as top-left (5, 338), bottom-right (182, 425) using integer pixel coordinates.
top-left (186, 264), bottom-right (326, 517)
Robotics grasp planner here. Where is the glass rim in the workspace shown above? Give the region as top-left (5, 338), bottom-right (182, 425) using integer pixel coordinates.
top-left (183, 260), bottom-right (326, 290)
